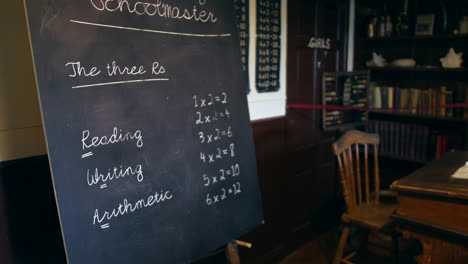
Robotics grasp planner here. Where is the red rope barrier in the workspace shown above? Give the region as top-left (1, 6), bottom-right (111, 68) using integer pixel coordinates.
top-left (288, 103), bottom-right (468, 111)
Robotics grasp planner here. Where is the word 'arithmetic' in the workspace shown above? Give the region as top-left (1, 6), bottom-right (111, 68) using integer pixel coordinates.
top-left (93, 190), bottom-right (173, 229)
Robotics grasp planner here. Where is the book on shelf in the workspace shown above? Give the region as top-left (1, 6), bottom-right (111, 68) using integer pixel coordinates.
top-left (387, 87), bottom-right (394, 109)
top-left (373, 86), bottom-right (382, 108)
top-left (465, 89), bottom-right (468, 119)
top-left (409, 123), bottom-right (417, 158)
top-left (367, 120), bottom-right (458, 162)
top-left (439, 86), bottom-right (447, 117)
top-left (381, 86), bottom-right (388, 109)
top-left (343, 77), bottom-right (352, 106)
top-left (431, 88), bottom-right (438, 116)
top-left (446, 91), bottom-right (454, 118)
top-left (368, 84), bottom-right (468, 119)
top-left (410, 89), bottom-right (419, 114)
top-left (322, 72), bottom-right (369, 129)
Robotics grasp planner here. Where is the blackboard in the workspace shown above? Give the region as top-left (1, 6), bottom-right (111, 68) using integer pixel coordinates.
top-left (23, 1), bottom-right (263, 263)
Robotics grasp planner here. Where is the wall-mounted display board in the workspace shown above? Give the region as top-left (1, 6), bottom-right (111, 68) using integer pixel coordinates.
top-left (322, 72), bottom-right (369, 130)
top-left (233, 0), bottom-right (250, 93)
top-left (255, 0), bottom-right (281, 92)
top-left (23, 0), bottom-right (263, 263)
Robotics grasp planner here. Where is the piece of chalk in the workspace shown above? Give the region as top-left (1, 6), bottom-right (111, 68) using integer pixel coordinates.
top-left (234, 240), bottom-right (252, 248)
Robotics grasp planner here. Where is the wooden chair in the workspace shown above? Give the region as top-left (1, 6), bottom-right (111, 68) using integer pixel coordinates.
top-left (332, 130), bottom-right (398, 264)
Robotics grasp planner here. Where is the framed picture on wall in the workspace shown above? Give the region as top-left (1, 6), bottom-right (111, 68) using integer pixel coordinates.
top-left (415, 14), bottom-right (435, 35)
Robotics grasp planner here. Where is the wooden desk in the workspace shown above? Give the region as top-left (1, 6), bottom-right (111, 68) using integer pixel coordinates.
top-left (391, 151), bottom-right (468, 264)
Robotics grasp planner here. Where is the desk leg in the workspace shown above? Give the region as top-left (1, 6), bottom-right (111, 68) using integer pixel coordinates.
top-left (401, 230), bottom-right (434, 264)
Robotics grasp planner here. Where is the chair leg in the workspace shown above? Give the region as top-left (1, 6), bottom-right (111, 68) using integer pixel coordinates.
top-left (356, 229), bottom-right (369, 257)
top-left (333, 225), bottom-right (350, 264)
top-left (392, 232), bottom-right (400, 264)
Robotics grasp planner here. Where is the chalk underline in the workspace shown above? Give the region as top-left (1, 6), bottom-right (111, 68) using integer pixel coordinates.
top-left (70, 20), bottom-right (231, 37)
top-left (72, 78), bottom-right (169, 89)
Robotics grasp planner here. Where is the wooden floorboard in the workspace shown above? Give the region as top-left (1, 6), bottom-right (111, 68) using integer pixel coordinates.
top-left (279, 231), bottom-right (418, 264)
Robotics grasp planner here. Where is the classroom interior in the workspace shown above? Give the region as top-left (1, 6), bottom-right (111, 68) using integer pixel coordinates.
top-left (1, 0), bottom-right (468, 263)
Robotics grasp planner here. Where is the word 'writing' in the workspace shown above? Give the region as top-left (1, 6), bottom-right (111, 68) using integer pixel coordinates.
top-left (87, 164), bottom-right (144, 187)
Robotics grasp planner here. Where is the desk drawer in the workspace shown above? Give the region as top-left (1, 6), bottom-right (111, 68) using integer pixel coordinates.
top-left (396, 194), bottom-right (468, 235)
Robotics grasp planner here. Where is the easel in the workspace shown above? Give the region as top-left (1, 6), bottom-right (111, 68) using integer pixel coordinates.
top-left (225, 240), bottom-right (252, 264)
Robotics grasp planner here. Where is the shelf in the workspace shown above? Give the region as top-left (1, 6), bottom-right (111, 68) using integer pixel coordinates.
top-left (368, 110), bottom-right (468, 123)
top-left (359, 34), bottom-right (468, 42)
top-left (323, 121), bottom-right (364, 132)
top-left (367, 67), bottom-right (468, 73)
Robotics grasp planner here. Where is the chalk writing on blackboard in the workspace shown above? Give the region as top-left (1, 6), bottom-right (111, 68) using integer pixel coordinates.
top-left (82, 127), bottom-right (144, 151)
top-left (86, 164), bottom-right (144, 188)
top-left (70, 20), bottom-right (232, 37)
top-left (89, 0), bottom-right (218, 23)
top-left (66, 60), bottom-right (168, 89)
top-left (92, 190), bottom-right (174, 229)
top-left (233, 0), bottom-right (250, 92)
top-left (192, 91), bottom-right (245, 210)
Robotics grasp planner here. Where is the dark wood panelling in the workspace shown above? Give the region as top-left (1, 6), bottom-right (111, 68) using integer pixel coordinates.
top-left (0, 172), bottom-right (12, 264)
top-left (0, 156), bottom-right (65, 264)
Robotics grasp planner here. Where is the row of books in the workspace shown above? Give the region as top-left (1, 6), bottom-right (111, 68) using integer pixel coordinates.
top-left (367, 120), bottom-right (457, 162)
top-left (323, 76), bottom-right (344, 128)
top-left (343, 74), bottom-right (367, 108)
top-left (323, 73), bottom-right (369, 129)
top-left (368, 85), bottom-right (468, 119)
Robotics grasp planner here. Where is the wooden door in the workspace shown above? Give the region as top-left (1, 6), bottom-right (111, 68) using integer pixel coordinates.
top-left (285, 0), bottom-right (348, 227)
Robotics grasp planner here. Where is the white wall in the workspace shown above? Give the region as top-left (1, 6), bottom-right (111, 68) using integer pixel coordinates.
top-left (247, 0), bottom-right (288, 121)
top-left (0, 1), bottom-right (47, 162)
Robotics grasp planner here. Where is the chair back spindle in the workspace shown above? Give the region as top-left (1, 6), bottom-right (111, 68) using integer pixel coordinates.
top-left (333, 130), bottom-right (380, 211)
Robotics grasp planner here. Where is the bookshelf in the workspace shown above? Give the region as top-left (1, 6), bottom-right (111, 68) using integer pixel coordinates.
top-left (358, 34), bottom-right (468, 42)
top-left (368, 110), bottom-right (468, 123)
top-left (368, 67), bottom-right (468, 73)
top-left (321, 72), bottom-right (369, 130)
top-left (354, 0), bottom-right (468, 164)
